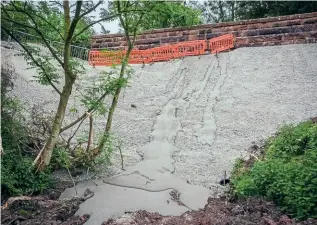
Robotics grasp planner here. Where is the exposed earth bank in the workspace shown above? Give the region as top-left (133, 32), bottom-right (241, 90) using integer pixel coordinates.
top-left (103, 197), bottom-right (317, 225)
top-left (3, 193), bottom-right (317, 225)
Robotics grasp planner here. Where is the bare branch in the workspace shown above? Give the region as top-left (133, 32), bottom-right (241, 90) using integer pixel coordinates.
top-left (117, 140), bottom-right (124, 170)
top-left (79, 1), bottom-right (103, 20)
top-left (86, 114), bottom-right (94, 151)
top-left (66, 115), bottom-right (88, 148)
top-left (66, 1), bottom-right (83, 43)
top-left (60, 90), bottom-right (108, 133)
top-left (50, 1), bottom-right (63, 8)
top-left (73, 13), bottom-right (119, 39)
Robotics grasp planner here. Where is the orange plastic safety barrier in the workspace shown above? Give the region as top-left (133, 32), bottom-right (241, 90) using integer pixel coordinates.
top-left (89, 50), bottom-right (125, 66)
top-left (209, 34), bottom-right (234, 54)
top-left (175, 40), bottom-right (206, 58)
top-left (148, 45), bottom-right (177, 62)
top-left (88, 34), bottom-right (234, 66)
top-left (129, 49), bottom-right (151, 64)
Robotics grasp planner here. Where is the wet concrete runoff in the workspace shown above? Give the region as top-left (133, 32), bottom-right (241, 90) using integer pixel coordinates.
top-left (2, 44), bottom-right (317, 224)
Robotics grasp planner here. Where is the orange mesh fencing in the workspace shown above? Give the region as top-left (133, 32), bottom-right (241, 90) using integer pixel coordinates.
top-left (175, 40), bottom-right (206, 58)
top-left (88, 34), bottom-right (234, 66)
top-left (147, 45), bottom-right (177, 62)
top-left (89, 50), bottom-right (125, 66)
top-left (128, 49), bottom-right (151, 64)
top-left (209, 34), bottom-right (234, 54)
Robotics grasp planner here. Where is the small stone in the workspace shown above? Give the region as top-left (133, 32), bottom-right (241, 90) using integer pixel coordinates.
top-left (232, 205), bottom-right (244, 215)
top-left (83, 188), bottom-right (94, 200)
top-left (184, 213), bottom-right (193, 222)
top-left (145, 217), bottom-right (151, 223)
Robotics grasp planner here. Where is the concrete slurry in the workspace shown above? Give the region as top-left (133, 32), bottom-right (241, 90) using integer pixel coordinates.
top-left (3, 43), bottom-right (317, 224)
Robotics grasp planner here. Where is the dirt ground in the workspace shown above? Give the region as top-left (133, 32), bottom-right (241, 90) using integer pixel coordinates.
top-left (2, 183), bottom-right (317, 225)
top-left (1, 181), bottom-right (91, 225)
top-left (103, 197), bottom-right (317, 225)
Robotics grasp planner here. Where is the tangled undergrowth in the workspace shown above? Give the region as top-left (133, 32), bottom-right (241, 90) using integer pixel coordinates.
top-left (231, 119), bottom-right (317, 220)
top-left (1, 62), bottom-right (52, 199)
top-left (1, 61), bottom-right (116, 200)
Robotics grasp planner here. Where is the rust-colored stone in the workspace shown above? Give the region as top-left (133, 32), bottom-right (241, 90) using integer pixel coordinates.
top-left (135, 38), bottom-right (160, 45)
top-left (90, 12), bottom-right (317, 50)
top-left (196, 34), bottom-right (206, 40)
top-left (160, 32), bottom-right (169, 38)
top-left (188, 34), bottom-right (196, 41)
top-left (303, 17), bottom-right (317, 24)
top-left (206, 33), bottom-right (222, 39)
top-left (168, 32), bottom-right (177, 37)
top-left (161, 36), bottom-right (179, 43)
top-left (199, 30), bottom-right (206, 35)
top-left (189, 30), bottom-right (199, 35)
top-left (146, 34), bottom-right (159, 39)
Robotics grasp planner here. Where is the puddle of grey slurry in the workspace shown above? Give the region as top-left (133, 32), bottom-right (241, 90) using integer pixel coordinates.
top-left (60, 180), bottom-right (188, 225)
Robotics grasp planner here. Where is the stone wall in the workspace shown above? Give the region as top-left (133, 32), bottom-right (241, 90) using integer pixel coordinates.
top-left (91, 12), bottom-right (317, 50)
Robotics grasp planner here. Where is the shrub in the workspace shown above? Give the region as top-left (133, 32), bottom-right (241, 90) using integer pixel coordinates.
top-left (51, 146), bottom-right (72, 170)
top-left (1, 100), bottom-right (52, 197)
top-left (71, 134), bottom-right (114, 170)
top-left (1, 63), bottom-right (52, 197)
top-left (231, 121), bottom-right (317, 220)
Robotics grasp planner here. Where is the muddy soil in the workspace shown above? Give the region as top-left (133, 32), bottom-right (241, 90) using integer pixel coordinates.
top-left (3, 183), bottom-right (317, 225)
top-left (103, 197), bottom-right (317, 225)
top-left (1, 181), bottom-right (92, 225)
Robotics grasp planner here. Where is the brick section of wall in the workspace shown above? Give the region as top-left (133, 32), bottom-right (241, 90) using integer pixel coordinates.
top-left (91, 12), bottom-right (317, 50)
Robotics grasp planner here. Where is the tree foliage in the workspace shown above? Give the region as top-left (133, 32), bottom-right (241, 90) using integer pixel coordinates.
top-left (1, 0), bottom-right (162, 172)
top-left (190, 1), bottom-right (317, 23)
top-left (138, 1), bottom-right (202, 30)
top-left (236, 1), bottom-right (317, 20)
top-left (1, 0), bottom-right (118, 170)
top-left (115, 1), bottom-right (202, 31)
top-left (190, 1), bottom-right (235, 23)
top-left (1, 1), bottom-right (94, 47)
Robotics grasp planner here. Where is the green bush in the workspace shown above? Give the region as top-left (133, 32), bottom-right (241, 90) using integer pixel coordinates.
top-left (1, 104), bottom-right (52, 197)
top-left (231, 121), bottom-right (317, 220)
top-left (51, 146), bottom-right (72, 170)
top-left (72, 134), bottom-right (114, 170)
top-left (1, 65), bottom-right (52, 197)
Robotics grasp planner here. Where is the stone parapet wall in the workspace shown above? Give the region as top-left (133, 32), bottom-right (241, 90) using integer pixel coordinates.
top-left (91, 12), bottom-right (317, 50)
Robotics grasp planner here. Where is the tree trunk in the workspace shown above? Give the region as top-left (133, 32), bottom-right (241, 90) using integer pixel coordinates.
top-left (0, 135), bottom-right (3, 156)
top-left (219, 1), bottom-right (225, 22)
top-left (231, 1), bottom-right (235, 21)
top-left (97, 61), bottom-right (128, 152)
top-left (34, 0), bottom-right (75, 171)
top-left (35, 80), bottom-right (74, 170)
top-left (95, 44), bottom-right (133, 154)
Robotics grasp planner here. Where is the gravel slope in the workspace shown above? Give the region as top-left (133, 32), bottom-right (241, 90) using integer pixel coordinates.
top-left (2, 43), bottom-right (317, 223)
